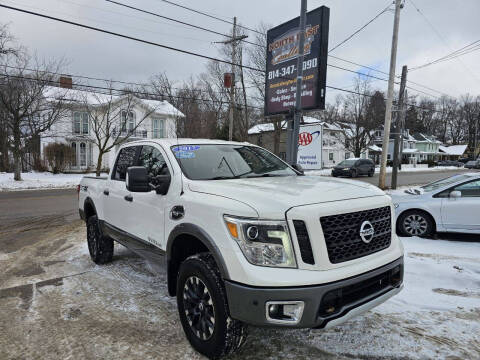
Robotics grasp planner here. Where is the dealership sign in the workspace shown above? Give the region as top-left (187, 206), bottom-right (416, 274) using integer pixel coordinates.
top-left (297, 123), bottom-right (323, 170)
top-left (264, 6), bottom-right (329, 116)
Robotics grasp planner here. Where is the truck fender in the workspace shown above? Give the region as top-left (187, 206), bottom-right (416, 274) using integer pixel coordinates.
top-left (82, 197), bottom-right (98, 221)
top-left (166, 223), bottom-right (230, 295)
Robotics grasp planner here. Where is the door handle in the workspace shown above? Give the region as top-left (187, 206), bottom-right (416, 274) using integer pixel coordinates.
top-left (124, 194), bottom-right (133, 202)
top-left (103, 189), bottom-right (109, 196)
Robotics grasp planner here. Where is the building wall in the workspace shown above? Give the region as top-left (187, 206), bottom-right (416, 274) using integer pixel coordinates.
top-left (40, 103), bottom-right (178, 172)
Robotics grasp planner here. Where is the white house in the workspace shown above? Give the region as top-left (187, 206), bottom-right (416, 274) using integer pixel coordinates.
top-left (40, 87), bottom-right (184, 172)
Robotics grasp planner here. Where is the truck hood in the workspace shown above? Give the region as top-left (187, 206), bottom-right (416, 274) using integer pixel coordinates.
top-left (188, 175), bottom-right (386, 218)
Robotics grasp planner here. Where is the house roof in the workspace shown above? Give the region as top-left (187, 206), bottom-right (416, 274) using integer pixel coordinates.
top-left (411, 132), bottom-right (441, 144)
top-left (368, 144), bottom-right (382, 152)
top-left (43, 86), bottom-right (185, 117)
top-left (439, 144), bottom-right (468, 156)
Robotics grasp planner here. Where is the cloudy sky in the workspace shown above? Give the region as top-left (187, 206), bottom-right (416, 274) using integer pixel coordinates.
top-left (2, 0), bottom-right (480, 104)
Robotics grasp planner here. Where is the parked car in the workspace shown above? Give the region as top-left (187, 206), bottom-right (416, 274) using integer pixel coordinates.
top-left (78, 139), bottom-right (404, 358)
top-left (391, 173), bottom-right (480, 237)
top-left (437, 160), bottom-right (463, 167)
top-left (464, 160), bottom-right (480, 169)
top-left (458, 157), bottom-right (473, 164)
top-left (331, 158), bottom-right (375, 178)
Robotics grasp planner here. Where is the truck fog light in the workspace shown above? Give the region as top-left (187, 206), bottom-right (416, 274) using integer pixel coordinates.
top-left (265, 301), bottom-right (304, 325)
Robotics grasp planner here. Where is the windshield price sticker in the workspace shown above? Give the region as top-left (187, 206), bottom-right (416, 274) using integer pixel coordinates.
top-left (175, 151), bottom-right (196, 159)
top-left (172, 145), bottom-right (200, 152)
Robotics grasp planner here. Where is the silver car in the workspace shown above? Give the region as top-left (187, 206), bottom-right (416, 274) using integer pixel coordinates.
top-left (391, 173), bottom-right (480, 236)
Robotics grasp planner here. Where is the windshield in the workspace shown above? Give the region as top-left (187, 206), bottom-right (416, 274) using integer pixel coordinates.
top-left (338, 159), bottom-right (357, 166)
top-left (171, 144), bottom-right (296, 180)
top-left (420, 174), bottom-right (472, 192)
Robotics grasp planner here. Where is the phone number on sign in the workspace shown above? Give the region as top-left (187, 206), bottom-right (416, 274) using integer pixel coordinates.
top-left (268, 58), bottom-right (318, 80)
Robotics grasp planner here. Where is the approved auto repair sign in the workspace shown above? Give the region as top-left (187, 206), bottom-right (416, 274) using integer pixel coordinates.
top-left (264, 6), bottom-right (329, 116)
top-left (297, 123), bottom-right (323, 170)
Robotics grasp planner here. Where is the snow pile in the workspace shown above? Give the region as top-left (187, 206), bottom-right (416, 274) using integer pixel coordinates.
top-left (0, 172), bottom-right (105, 191)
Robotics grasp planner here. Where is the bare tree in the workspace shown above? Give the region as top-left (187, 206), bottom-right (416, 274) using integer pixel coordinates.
top-left (335, 76), bottom-right (375, 157)
top-left (0, 54), bottom-right (70, 180)
top-left (74, 85), bottom-right (158, 176)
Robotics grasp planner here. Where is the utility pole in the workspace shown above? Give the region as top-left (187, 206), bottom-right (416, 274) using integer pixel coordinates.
top-left (379, 0), bottom-right (402, 189)
top-left (286, 0), bottom-right (308, 165)
top-left (391, 65), bottom-right (407, 189)
top-left (218, 17), bottom-right (248, 141)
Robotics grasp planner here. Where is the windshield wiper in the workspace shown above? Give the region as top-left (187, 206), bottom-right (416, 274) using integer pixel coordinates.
top-left (209, 176), bottom-right (238, 180)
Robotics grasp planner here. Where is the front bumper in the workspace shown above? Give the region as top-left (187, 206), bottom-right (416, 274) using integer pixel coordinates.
top-left (225, 256), bottom-right (403, 328)
top-left (331, 168), bottom-right (352, 176)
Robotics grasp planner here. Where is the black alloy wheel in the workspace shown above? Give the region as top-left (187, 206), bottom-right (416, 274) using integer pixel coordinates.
top-left (183, 276), bottom-right (215, 341)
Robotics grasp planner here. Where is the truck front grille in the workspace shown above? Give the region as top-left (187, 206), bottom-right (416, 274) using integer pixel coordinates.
top-left (320, 206), bottom-right (392, 264)
top-left (293, 220), bottom-right (315, 265)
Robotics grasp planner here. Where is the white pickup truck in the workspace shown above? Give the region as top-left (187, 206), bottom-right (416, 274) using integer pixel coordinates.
top-left (78, 139), bottom-right (404, 359)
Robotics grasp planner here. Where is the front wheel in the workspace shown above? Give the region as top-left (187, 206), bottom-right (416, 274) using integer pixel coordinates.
top-left (397, 211), bottom-right (434, 237)
top-left (177, 253), bottom-right (247, 359)
top-left (351, 169), bottom-right (358, 178)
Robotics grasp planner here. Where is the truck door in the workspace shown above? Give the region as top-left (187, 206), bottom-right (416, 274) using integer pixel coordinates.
top-left (104, 145), bottom-right (142, 233)
top-left (128, 144), bottom-right (172, 249)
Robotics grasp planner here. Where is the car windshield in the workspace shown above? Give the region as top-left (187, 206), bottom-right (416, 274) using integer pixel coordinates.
top-left (171, 144), bottom-right (296, 180)
top-left (420, 174), bottom-right (472, 192)
top-left (338, 159), bottom-right (357, 166)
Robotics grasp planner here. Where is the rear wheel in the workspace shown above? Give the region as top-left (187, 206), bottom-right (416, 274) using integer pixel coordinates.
top-left (86, 215), bottom-right (113, 264)
top-left (177, 253), bottom-right (247, 359)
top-left (368, 169), bottom-right (374, 177)
top-left (397, 210), bottom-right (434, 237)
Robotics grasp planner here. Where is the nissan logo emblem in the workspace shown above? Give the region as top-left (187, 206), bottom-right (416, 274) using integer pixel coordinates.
top-left (359, 221), bottom-right (375, 243)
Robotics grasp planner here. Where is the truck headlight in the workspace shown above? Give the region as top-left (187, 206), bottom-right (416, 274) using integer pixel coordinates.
top-left (224, 215), bottom-right (296, 268)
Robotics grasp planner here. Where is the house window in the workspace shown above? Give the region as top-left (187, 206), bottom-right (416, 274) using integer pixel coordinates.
top-left (88, 143), bottom-right (93, 166)
top-left (121, 111), bottom-right (135, 132)
top-left (329, 153), bottom-right (334, 161)
top-left (73, 112), bottom-right (88, 134)
top-left (80, 143), bottom-right (86, 167)
top-left (152, 117), bottom-right (165, 138)
top-left (71, 142), bottom-right (77, 167)
top-left (345, 152), bottom-right (350, 159)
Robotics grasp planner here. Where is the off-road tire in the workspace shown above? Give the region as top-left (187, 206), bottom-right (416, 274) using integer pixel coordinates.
top-left (86, 215), bottom-right (114, 264)
top-left (397, 210), bottom-right (434, 237)
top-left (177, 253), bottom-right (247, 359)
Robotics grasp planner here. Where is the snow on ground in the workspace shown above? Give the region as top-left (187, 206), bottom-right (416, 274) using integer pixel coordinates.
top-left (306, 166), bottom-right (460, 177)
top-left (1, 216), bottom-right (479, 358)
top-left (0, 172), bottom-right (106, 191)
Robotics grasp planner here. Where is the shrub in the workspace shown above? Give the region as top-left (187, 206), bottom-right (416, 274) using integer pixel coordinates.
top-left (44, 143), bottom-right (74, 173)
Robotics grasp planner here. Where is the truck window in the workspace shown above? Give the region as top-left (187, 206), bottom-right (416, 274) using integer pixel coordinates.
top-left (139, 145), bottom-right (170, 180)
top-left (113, 146), bottom-right (140, 181)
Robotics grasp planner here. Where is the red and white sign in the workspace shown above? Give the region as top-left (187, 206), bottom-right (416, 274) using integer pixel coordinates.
top-left (297, 123), bottom-right (323, 170)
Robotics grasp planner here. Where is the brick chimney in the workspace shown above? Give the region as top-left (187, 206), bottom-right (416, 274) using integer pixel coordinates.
top-left (59, 76), bottom-right (73, 89)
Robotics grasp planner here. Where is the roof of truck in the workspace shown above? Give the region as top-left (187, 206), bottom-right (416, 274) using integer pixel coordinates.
top-left (125, 138), bottom-right (253, 147)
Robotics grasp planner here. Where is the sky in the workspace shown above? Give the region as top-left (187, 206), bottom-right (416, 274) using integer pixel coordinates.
top-left (2, 0), bottom-right (480, 105)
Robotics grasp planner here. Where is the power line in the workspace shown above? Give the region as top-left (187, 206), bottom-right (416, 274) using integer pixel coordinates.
top-left (407, 0), bottom-right (480, 81)
top-left (328, 1), bottom-right (392, 53)
top-left (0, 72), bottom-right (265, 110)
top-left (153, 0), bottom-right (264, 35)
top-left (409, 39), bottom-right (480, 71)
top-left (105, 0), bottom-right (261, 48)
top-left (1, 4), bottom-right (448, 107)
top-left (0, 4), bottom-right (262, 72)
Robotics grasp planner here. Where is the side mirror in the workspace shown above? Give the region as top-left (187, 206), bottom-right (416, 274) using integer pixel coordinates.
top-left (151, 174), bottom-right (171, 195)
top-left (126, 167), bottom-right (151, 192)
top-left (292, 164), bottom-right (304, 175)
top-left (449, 190), bottom-right (462, 199)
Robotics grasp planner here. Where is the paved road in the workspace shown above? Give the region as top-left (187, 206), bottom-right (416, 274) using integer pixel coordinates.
top-left (343, 168), bottom-right (475, 187)
top-left (1, 169), bottom-right (476, 226)
top-left (0, 188), bottom-right (77, 227)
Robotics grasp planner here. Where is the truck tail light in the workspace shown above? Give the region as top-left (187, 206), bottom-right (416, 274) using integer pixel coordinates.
top-left (77, 184), bottom-right (80, 200)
